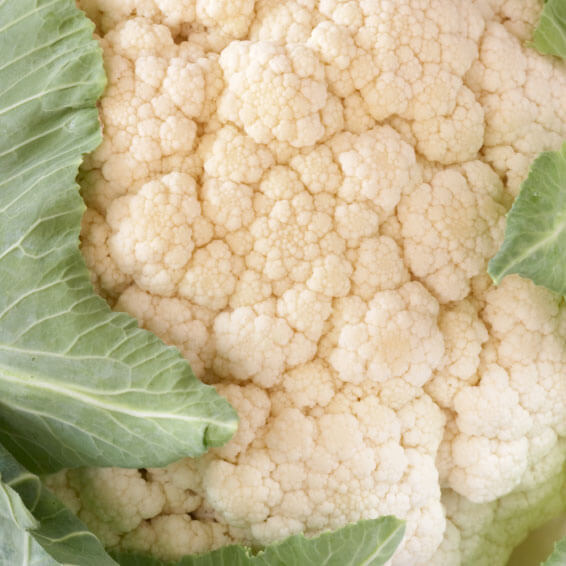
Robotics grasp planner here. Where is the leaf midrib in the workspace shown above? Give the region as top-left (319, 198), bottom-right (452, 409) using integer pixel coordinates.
top-left (0, 360), bottom-right (231, 427)
top-left (492, 216), bottom-right (566, 280)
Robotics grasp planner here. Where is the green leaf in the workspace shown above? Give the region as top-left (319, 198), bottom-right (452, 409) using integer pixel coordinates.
top-left (488, 144), bottom-right (566, 294)
top-left (112, 517), bottom-right (405, 566)
top-left (0, 0), bottom-right (237, 475)
top-left (0, 442), bottom-right (118, 565)
top-left (532, 0), bottom-right (566, 59)
top-left (542, 537), bottom-right (566, 566)
top-left (0, 482), bottom-right (55, 566)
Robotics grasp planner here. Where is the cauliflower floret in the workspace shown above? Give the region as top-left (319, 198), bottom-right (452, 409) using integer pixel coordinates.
top-left (203, 456), bottom-right (282, 527)
top-left (281, 360), bottom-right (336, 410)
top-left (213, 383), bottom-right (271, 461)
top-left (425, 299), bottom-right (488, 409)
top-left (201, 178), bottom-right (255, 237)
top-left (306, 253), bottom-right (353, 298)
top-left (437, 459), bottom-right (566, 566)
top-left (201, 125), bottom-right (274, 183)
top-left (276, 285), bottom-right (332, 342)
top-left (454, 365), bottom-right (532, 444)
top-left (289, 144), bottom-right (343, 195)
top-left (78, 0), bottom-right (198, 33)
top-left (408, 86), bottom-right (485, 164)
top-left (250, 0), bottom-right (317, 44)
top-left (218, 40), bottom-right (331, 147)
top-left (229, 270), bottom-right (273, 308)
top-left (107, 173), bottom-right (206, 296)
top-left (437, 277), bottom-right (566, 509)
top-left (329, 282), bottom-right (445, 387)
top-left (494, 0), bottom-right (543, 41)
top-left (144, 515), bottom-right (230, 560)
top-left (66, 468), bottom-right (166, 546)
top-left (399, 161), bottom-right (506, 303)
top-left (442, 366), bottom-right (532, 503)
top-left (80, 208), bottom-right (132, 300)
top-left (115, 285), bottom-right (215, 377)
top-left (467, 21), bottom-right (566, 195)
top-left (179, 241), bottom-right (241, 310)
top-left (334, 202), bottom-right (380, 247)
top-left (246, 166), bottom-right (348, 295)
top-left (351, 237), bottom-right (411, 301)
top-left (307, 21), bottom-right (370, 98)
top-left (199, 389), bottom-right (445, 564)
top-left (362, 0), bottom-right (482, 113)
top-left (119, 512), bottom-right (233, 561)
top-left (146, 460), bottom-right (203, 515)
top-left (81, 18), bottom-right (224, 211)
top-left (196, 0), bottom-right (256, 39)
top-left (480, 276), bottom-right (566, 428)
top-left (332, 126), bottom-right (421, 220)
top-left (343, 92), bottom-right (377, 134)
top-left (80, 0), bottom-right (259, 43)
top-left (161, 56), bottom-right (206, 119)
top-left (319, 0), bottom-right (485, 164)
top-left (212, 306), bottom-right (317, 388)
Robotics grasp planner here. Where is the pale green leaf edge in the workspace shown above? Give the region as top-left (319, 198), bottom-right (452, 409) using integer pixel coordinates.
top-left (112, 517), bottom-right (406, 566)
top-left (0, 443), bottom-right (118, 565)
top-left (542, 537), bottom-right (566, 566)
top-left (532, 0), bottom-right (566, 58)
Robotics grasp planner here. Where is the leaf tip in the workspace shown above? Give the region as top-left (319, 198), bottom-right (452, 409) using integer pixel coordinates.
top-left (203, 412), bottom-right (240, 449)
top-left (487, 258), bottom-right (504, 287)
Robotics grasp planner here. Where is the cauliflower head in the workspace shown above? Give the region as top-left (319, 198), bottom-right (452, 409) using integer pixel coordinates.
top-left (50, 1), bottom-right (566, 564)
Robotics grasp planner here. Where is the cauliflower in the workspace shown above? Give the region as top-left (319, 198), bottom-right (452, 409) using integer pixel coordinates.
top-left (398, 161), bottom-right (507, 303)
top-left (48, 1), bottom-right (566, 565)
top-left (107, 172), bottom-right (206, 296)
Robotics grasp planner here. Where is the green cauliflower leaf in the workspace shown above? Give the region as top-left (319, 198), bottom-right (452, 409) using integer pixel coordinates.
top-left (532, 0), bottom-right (566, 59)
top-left (0, 443), bottom-right (117, 565)
top-left (0, 0), bottom-right (237, 475)
top-left (542, 537), bottom-right (566, 566)
top-left (112, 516), bottom-right (405, 566)
top-left (488, 144), bottom-right (566, 294)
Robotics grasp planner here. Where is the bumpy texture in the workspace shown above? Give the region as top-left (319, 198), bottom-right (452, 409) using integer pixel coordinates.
top-left (50, 1), bottom-right (566, 564)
